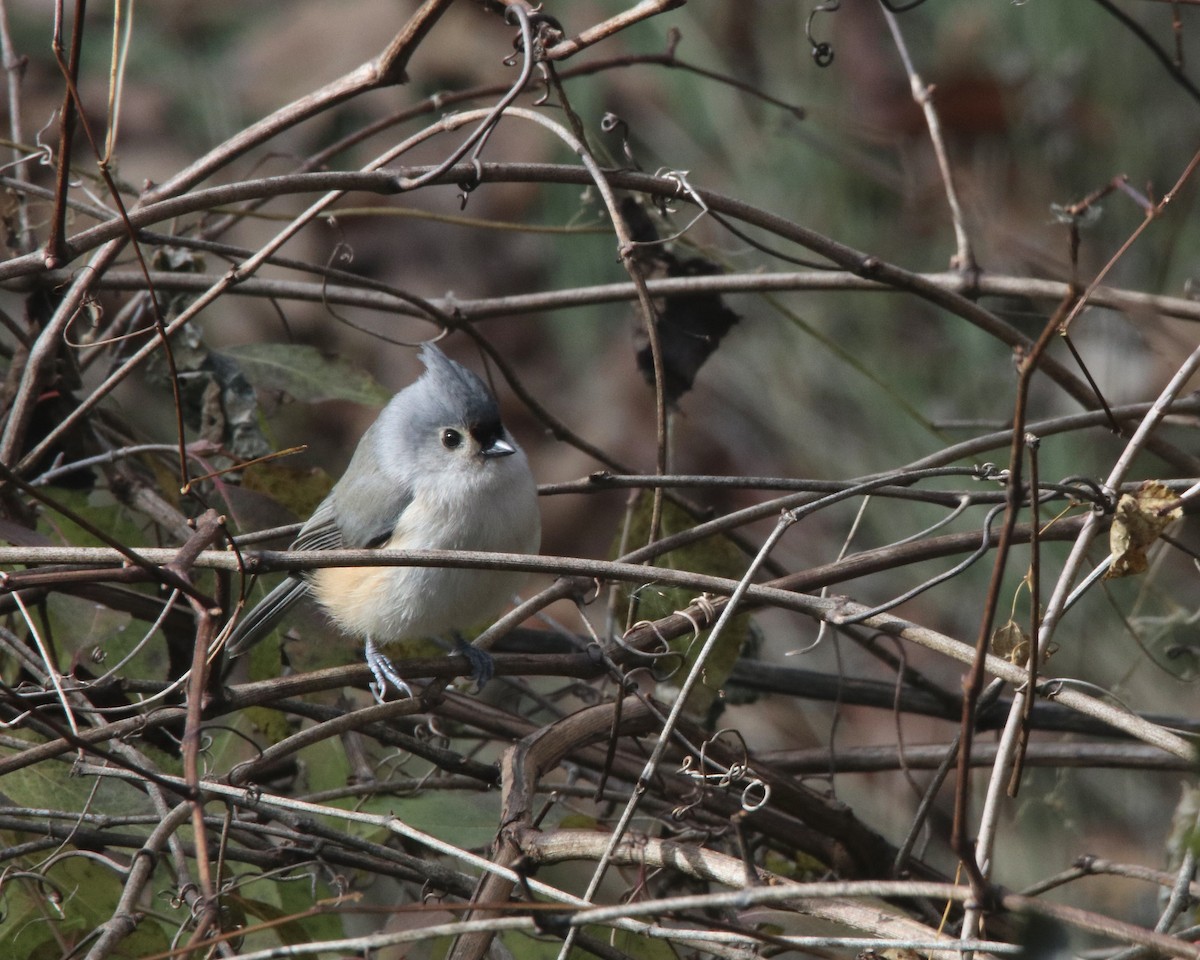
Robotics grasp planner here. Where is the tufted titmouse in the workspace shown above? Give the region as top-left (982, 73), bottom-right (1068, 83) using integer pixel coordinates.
top-left (225, 343), bottom-right (541, 697)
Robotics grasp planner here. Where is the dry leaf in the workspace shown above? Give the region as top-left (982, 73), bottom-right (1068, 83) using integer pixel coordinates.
top-left (1105, 481), bottom-right (1182, 579)
top-left (991, 619), bottom-right (1031, 666)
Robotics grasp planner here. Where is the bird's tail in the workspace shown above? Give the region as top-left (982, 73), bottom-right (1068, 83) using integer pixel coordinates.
top-left (224, 577), bottom-right (310, 657)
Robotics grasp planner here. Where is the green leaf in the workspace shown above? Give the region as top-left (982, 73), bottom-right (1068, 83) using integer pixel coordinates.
top-left (297, 735), bottom-right (353, 802)
top-left (224, 891), bottom-right (337, 950)
top-left (238, 462), bottom-right (333, 522)
top-left (355, 786), bottom-right (500, 851)
top-left (36, 487), bottom-right (150, 552)
top-left (0, 738), bottom-right (153, 819)
top-left (45, 592), bottom-right (167, 682)
top-left (614, 492), bottom-right (755, 721)
top-left (220, 343), bottom-right (392, 405)
top-left (241, 701), bottom-right (294, 747)
top-left (1, 855), bottom-right (171, 959)
top-left (1130, 611), bottom-right (1200, 681)
top-left (276, 879), bottom-right (346, 944)
top-left (190, 870), bottom-right (344, 954)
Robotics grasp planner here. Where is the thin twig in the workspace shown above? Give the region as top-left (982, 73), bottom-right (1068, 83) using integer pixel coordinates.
top-left (137, 0), bottom-right (456, 204)
top-left (0, 0), bottom-right (34, 253)
top-left (880, 2), bottom-right (977, 273)
top-left (952, 292), bottom-right (1077, 904)
top-left (541, 0), bottom-right (687, 61)
top-left (45, 0), bottom-right (83, 268)
top-left (22, 262), bottom-right (1200, 327)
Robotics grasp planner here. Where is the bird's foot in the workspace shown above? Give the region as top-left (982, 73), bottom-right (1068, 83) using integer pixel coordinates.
top-left (454, 633), bottom-right (494, 691)
top-left (365, 638), bottom-right (414, 703)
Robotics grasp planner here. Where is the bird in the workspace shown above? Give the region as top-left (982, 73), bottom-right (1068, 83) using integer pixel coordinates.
top-left (224, 343), bottom-right (541, 698)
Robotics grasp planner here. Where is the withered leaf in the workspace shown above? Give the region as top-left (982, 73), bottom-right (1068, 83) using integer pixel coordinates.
top-left (621, 198), bottom-right (740, 405)
top-left (991, 619), bottom-right (1031, 666)
top-left (1105, 481), bottom-right (1182, 579)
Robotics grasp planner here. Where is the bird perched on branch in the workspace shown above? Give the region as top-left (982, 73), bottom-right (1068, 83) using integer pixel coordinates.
top-left (225, 343), bottom-right (541, 698)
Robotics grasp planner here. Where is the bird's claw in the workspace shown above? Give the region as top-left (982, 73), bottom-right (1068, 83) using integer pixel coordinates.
top-left (366, 638), bottom-right (414, 702)
top-left (454, 636), bottom-right (495, 691)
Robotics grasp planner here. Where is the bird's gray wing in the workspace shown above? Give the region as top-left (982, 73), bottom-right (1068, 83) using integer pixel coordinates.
top-left (319, 437), bottom-right (414, 549)
top-left (226, 465), bottom-right (412, 656)
top-left (225, 498), bottom-right (342, 657)
top-left (291, 496), bottom-right (346, 551)
top-left (224, 575), bottom-right (311, 657)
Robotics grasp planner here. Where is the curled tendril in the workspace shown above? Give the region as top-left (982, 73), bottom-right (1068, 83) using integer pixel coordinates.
top-left (224, 736), bottom-right (268, 787)
top-left (5, 871), bottom-right (65, 913)
top-left (880, 0), bottom-right (931, 11)
top-left (377, 748), bottom-right (421, 781)
top-left (669, 780), bottom-right (704, 820)
top-left (806, 0), bottom-right (840, 67)
top-left (326, 871), bottom-right (350, 898)
top-left (639, 168), bottom-right (710, 240)
top-left (34, 111), bottom-right (57, 166)
top-left (741, 777), bottom-right (769, 812)
top-left (625, 615), bottom-right (672, 657)
top-left (328, 239), bottom-right (354, 268)
top-left (676, 607), bottom-right (705, 645)
top-left (533, 61), bottom-right (554, 106)
top-left (691, 593), bottom-right (719, 625)
top-left (505, 7), bottom-right (564, 63)
top-left (975, 462), bottom-right (1007, 482)
top-left (625, 596), bottom-right (692, 679)
top-left (1057, 474), bottom-right (1114, 510)
top-left (600, 111), bottom-right (641, 171)
top-left (416, 716), bottom-right (451, 748)
top-left (612, 624), bottom-right (680, 684)
top-left (676, 729), bottom-right (771, 815)
top-left (457, 157), bottom-right (483, 209)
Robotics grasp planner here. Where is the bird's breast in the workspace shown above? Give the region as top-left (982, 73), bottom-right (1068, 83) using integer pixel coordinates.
top-left (310, 462), bottom-right (539, 643)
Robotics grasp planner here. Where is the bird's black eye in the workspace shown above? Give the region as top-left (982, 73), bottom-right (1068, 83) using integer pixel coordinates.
top-left (441, 428), bottom-right (463, 449)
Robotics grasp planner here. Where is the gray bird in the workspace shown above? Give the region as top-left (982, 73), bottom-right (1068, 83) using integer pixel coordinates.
top-left (225, 343), bottom-right (541, 697)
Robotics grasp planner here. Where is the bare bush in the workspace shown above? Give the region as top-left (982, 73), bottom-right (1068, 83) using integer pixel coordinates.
top-left (1, 2), bottom-right (1198, 958)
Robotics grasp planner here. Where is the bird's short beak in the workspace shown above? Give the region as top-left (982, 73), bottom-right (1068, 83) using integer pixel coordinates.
top-left (482, 437), bottom-right (515, 458)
